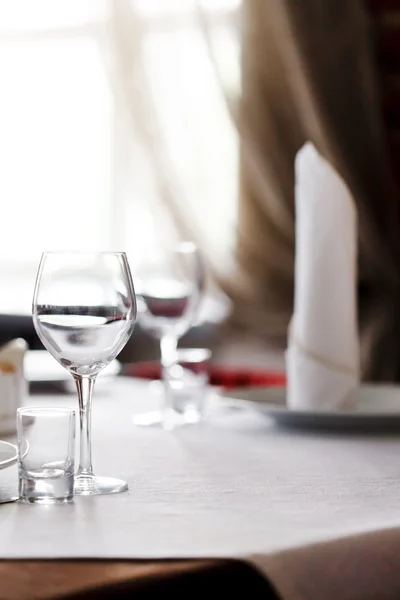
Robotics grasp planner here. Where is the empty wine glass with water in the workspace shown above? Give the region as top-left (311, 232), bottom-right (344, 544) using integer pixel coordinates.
top-left (32, 252), bottom-right (136, 495)
top-left (132, 242), bottom-right (204, 429)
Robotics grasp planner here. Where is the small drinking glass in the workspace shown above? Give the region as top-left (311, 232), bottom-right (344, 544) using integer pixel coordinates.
top-left (32, 252), bottom-right (136, 496)
top-left (17, 407), bottom-right (75, 504)
top-left (132, 242), bottom-right (204, 429)
top-left (170, 348), bottom-right (211, 422)
top-left (134, 349), bottom-right (211, 426)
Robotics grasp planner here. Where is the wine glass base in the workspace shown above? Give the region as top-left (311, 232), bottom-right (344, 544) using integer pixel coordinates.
top-left (75, 476), bottom-right (128, 496)
top-left (132, 410), bottom-right (164, 427)
top-left (132, 409), bottom-right (199, 430)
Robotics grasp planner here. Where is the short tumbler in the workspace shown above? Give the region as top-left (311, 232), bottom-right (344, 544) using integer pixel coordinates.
top-left (17, 407), bottom-right (75, 504)
top-left (168, 348), bottom-right (212, 423)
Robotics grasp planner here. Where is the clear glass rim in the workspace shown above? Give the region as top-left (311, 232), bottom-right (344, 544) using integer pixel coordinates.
top-left (17, 407), bottom-right (76, 418)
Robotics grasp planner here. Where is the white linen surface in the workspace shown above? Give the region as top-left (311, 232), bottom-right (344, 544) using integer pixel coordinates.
top-left (1, 378), bottom-right (400, 600)
top-left (286, 143), bottom-right (359, 411)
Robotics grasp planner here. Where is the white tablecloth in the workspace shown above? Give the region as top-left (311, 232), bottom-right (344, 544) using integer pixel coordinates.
top-left (2, 377), bottom-right (400, 600)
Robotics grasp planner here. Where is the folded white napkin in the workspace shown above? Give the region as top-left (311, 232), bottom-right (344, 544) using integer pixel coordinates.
top-left (286, 143), bottom-right (359, 411)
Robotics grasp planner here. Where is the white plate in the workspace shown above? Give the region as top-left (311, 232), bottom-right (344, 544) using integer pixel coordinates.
top-left (0, 440), bottom-right (18, 470)
top-left (220, 384), bottom-right (400, 431)
top-left (24, 350), bottom-right (121, 383)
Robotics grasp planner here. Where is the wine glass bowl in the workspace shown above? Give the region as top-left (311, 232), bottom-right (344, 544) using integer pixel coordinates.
top-left (136, 242), bottom-right (203, 337)
top-left (32, 252), bottom-right (136, 495)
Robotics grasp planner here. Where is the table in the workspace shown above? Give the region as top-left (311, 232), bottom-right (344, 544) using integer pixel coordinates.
top-left (0, 559), bottom-right (277, 599)
top-left (2, 377), bottom-right (400, 600)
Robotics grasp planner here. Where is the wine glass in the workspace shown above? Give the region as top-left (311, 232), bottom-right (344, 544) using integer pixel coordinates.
top-left (32, 252), bottom-right (136, 496)
top-left (132, 242), bottom-right (204, 429)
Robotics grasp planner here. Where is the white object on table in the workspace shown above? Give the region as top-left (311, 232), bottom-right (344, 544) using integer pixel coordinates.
top-left (286, 142), bottom-right (359, 411)
top-left (0, 339), bottom-right (27, 436)
top-left (1, 378), bottom-right (400, 600)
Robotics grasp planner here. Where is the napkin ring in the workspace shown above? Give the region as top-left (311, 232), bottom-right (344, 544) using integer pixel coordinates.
top-left (290, 333), bottom-right (358, 377)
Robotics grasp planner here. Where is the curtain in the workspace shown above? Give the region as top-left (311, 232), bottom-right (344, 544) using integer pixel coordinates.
top-left (227, 0), bottom-right (400, 381)
top-left (0, 0), bottom-right (240, 322)
top-left (100, 0), bottom-right (241, 278)
top-left (4, 0), bottom-right (399, 380)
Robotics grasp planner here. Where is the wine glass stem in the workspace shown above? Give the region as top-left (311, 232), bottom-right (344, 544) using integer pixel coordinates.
top-left (160, 334), bottom-right (178, 417)
top-left (74, 375), bottom-right (96, 478)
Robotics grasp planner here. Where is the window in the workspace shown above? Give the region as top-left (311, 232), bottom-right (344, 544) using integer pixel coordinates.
top-left (0, 0), bottom-right (239, 315)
